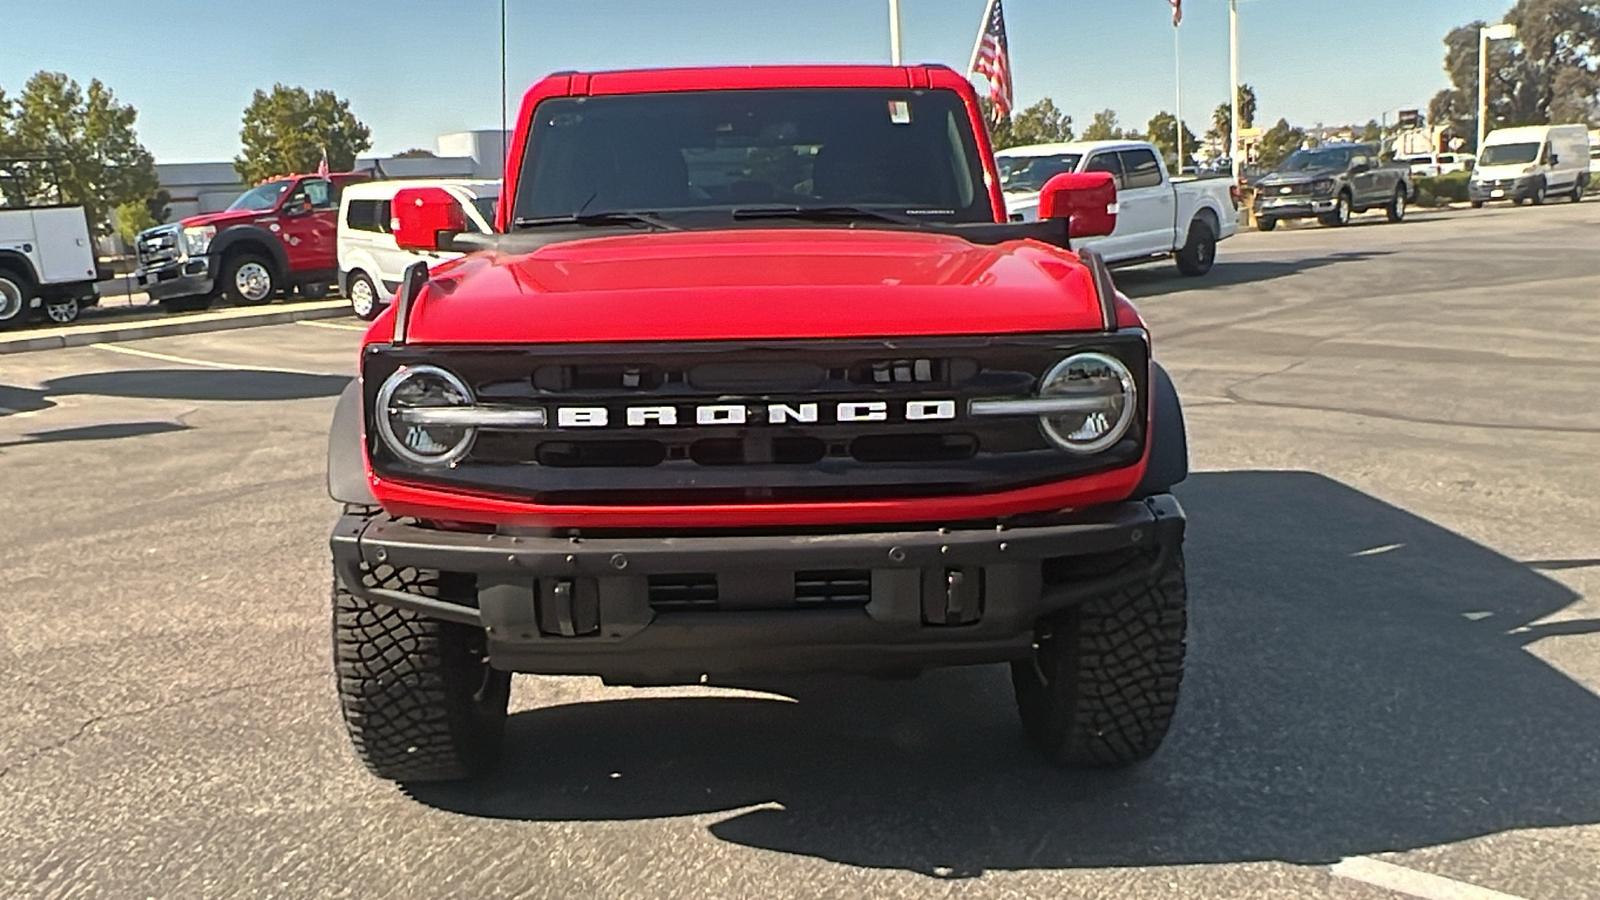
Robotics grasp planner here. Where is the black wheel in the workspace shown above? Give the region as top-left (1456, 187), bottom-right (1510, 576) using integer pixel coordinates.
top-left (43, 296), bottom-right (80, 324)
top-left (220, 253), bottom-right (277, 306)
top-left (1174, 220), bottom-right (1216, 276)
top-left (1256, 217), bottom-right (1278, 232)
top-left (1320, 192), bottom-right (1352, 227)
top-left (1572, 178), bottom-right (1586, 203)
top-left (1386, 186), bottom-right (1407, 223)
top-left (1471, 201), bottom-right (1485, 209)
top-left (333, 564), bottom-right (510, 782)
top-left (346, 271), bottom-right (382, 320)
top-left (299, 281), bottom-right (330, 300)
top-left (1530, 181), bottom-right (1547, 206)
top-left (1011, 548), bottom-right (1187, 767)
top-left (0, 268), bottom-right (33, 331)
top-left (158, 295), bottom-right (213, 313)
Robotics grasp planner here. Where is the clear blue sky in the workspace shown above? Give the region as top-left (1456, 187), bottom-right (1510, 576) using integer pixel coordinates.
top-left (2, 0), bottom-right (1513, 163)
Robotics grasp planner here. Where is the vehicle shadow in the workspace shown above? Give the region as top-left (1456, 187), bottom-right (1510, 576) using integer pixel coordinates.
top-left (406, 470), bottom-right (1600, 875)
top-left (0, 421), bottom-right (191, 447)
top-left (1115, 251), bottom-right (1391, 299)
top-left (0, 369), bottom-right (348, 416)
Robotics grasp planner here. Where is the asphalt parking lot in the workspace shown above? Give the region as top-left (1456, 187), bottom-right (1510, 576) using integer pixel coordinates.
top-left (2, 201), bottom-right (1597, 899)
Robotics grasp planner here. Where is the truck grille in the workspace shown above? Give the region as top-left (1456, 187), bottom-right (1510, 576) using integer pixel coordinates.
top-left (363, 334), bottom-right (1149, 506)
top-left (1266, 182), bottom-right (1313, 197)
top-left (645, 569), bottom-right (872, 611)
top-left (136, 226), bottom-right (181, 267)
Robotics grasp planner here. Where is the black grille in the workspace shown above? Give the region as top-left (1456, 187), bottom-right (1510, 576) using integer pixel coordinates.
top-left (647, 574), bottom-right (718, 610)
top-left (794, 570), bottom-right (872, 607)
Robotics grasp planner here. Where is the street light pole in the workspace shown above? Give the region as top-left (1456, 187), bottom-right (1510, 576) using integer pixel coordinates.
top-left (1230, 0), bottom-right (1241, 182)
top-left (1477, 23), bottom-right (1517, 154)
top-left (889, 0), bottom-right (903, 65)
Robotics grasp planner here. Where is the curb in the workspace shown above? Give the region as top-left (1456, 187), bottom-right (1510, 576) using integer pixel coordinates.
top-left (0, 300), bottom-right (352, 355)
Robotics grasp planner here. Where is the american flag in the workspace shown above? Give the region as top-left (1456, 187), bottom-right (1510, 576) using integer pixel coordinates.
top-left (1170, 0), bottom-right (1183, 27)
top-left (316, 148), bottom-right (330, 179)
top-left (970, 0), bottom-right (1013, 122)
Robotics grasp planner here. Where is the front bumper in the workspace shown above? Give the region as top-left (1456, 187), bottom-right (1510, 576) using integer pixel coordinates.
top-left (330, 494), bottom-right (1185, 683)
top-left (1254, 195), bottom-right (1337, 219)
top-left (1468, 177), bottom-right (1537, 202)
top-left (134, 255), bottom-right (214, 301)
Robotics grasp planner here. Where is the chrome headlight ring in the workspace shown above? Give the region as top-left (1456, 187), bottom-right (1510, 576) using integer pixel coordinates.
top-left (374, 364), bottom-right (477, 466)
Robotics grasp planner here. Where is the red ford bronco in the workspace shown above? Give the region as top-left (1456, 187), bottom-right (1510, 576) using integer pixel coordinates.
top-left (134, 172), bottom-right (367, 311)
top-left (326, 65), bottom-right (1190, 782)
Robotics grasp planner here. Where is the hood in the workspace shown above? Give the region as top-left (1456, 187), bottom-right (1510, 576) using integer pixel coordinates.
top-left (1257, 168), bottom-right (1339, 185)
top-left (391, 228), bottom-right (1105, 344)
top-left (177, 209), bottom-right (271, 229)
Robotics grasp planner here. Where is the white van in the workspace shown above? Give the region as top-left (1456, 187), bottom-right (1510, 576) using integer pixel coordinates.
top-left (1468, 124), bottom-right (1590, 207)
top-left (337, 179), bottom-right (500, 319)
top-left (1589, 130), bottom-right (1599, 179)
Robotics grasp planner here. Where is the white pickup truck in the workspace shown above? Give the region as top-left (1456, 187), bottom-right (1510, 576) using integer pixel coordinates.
top-left (996, 140), bottom-right (1239, 276)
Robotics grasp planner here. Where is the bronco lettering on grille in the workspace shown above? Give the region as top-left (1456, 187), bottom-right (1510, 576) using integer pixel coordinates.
top-left (553, 400), bottom-right (959, 429)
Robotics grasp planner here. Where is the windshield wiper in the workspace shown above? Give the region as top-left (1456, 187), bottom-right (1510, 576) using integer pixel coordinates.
top-left (511, 211), bottom-right (677, 231)
top-left (730, 205), bottom-right (918, 225)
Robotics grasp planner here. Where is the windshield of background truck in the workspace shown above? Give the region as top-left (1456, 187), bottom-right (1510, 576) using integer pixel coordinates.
top-left (998, 154), bottom-right (1084, 193)
top-left (1278, 148), bottom-right (1354, 172)
top-left (1479, 142), bottom-right (1540, 166)
top-left (227, 180), bottom-right (292, 212)
top-left (514, 88), bottom-right (990, 223)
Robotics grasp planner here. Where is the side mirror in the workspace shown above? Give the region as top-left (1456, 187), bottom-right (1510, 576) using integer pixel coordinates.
top-left (393, 186), bottom-right (466, 252)
top-left (1351, 162), bottom-right (1371, 174)
top-left (282, 199), bottom-right (312, 218)
top-left (1038, 171), bottom-right (1118, 239)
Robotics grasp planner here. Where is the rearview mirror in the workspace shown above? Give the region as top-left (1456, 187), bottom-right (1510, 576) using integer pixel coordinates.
top-left (392, 187), bottom-right (466, 252)
top-left (1038, 172), bottom-right (1118, 239)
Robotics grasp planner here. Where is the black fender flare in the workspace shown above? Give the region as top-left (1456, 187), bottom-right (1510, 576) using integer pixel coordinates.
top-left (1136, 362), bottom-right (1189, 497)
top-left (328, 380), bottom-right (377, 505)
top-left (209, 225), bottom-right (290, 280)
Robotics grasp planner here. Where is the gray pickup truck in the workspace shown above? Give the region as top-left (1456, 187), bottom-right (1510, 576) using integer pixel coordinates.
top-left (1252, 142), bottom-right (1413, 231)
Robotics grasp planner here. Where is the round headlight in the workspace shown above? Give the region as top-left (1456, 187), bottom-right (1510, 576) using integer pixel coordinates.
top-left (1037, 353), bottom-right (1137, 454)
top-left (375, 365), bottom-right (475, 466)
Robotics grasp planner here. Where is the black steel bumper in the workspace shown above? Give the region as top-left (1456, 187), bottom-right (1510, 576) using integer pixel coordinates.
top-left (135, 257), bottom-right (214, 301)
top-left (329, 495), bottom-right (1186, 683)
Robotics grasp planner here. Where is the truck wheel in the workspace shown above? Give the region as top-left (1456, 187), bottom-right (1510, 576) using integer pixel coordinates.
top-left (346, 271), bottom-right (382, 320)
top-left (0, 268), bottom-right (33, 331)
top-left (1530, 181), bottom-right (1547, 206)
top-left (333, 564), bottom-right (510, 782)
top-left (1011, 547), bottom-right (1187, 767)
top-left (1174, 220), bottom-right (1216, 276)
top-left (1256, 217), bottom-right (1278, 232)
top-left (1320, 192), bottom-right (1352, 227)
top-left (299, 282), bottom-right (330, 300)
top-left (1386, 187), bottom-right (1407, 223)
top-left (221, 253), bottom-right (277, 306)
top-left (43, 296), bottom-right (80, 324)
top-left (1471, 201), bottom-right (1485, 209)
top-left (1572, 178), bottom-right (1586, 203)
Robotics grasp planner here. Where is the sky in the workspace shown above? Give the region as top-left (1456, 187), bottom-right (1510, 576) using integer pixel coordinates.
top-left (1, 0), bottom-right (1516, 164)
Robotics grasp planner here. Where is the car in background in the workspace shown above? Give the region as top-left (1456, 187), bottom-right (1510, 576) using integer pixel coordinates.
top-left (0, 157), bottom-right (103, 328)
top-left (1401, 153), bottom-right (1475, 178)
top-left (1251, 143), bottom-right (1413, 231)
top-left (1588, 130), bottom-right (1599, 179)
top-left (336, 179), bottom-right (500, 319)
top-left (1469, 124), bottom-right (1590, 207)
top-left (997, 140), bottom-right (1239, 276)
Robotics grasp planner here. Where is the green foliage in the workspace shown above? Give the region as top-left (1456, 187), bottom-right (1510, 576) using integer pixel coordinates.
top-left (235, 84), bottom-right (372, 183)
top-left (1205, 85), bottom-right (1257, 149)
top-left (980, 97), bottom-right (1074, 151)
top-left (1, 71), bottom-right (158, 235)
top-left (1237, 84), bottom-right (1258, 130)
top-left (113, 197), bottom-right (155, 245)
top-left (1413, 171), bottom-right (1474, 207)
top-left (1082, 109), bottom-right (1125, 142)
top-left (393, 148), bottom-right (436, 159)
top-left (1360, 120), bottom-right (1384, 143)
top-left (1147, 111), bottom-right (1198, 169)
top-left (1256, 118), bottom-right (1307, 170)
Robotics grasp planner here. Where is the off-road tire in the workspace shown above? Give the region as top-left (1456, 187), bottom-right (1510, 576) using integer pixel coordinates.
top-left (1174, 220), bottom-right (1217, 277)
top-left (1256, 217), bottom-right (1278, 232)
top-left (332, 564), bottom-right (511, 782)
top-left (347, 271), bottom-right (381, 320)
top-left (1386, 186), bottom-right (1407, 223)
top-left (1011, 548), bottom-right (1187, 767)
top-left (220, 253), bottom-right (277, 306)
top-left (0, 268), bottom-right (33, 330)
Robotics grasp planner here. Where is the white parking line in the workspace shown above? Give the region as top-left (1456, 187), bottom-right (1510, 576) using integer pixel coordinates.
top-left (89, 342), bottom-right (333, 377)
top-left (296, 319), bottom-right (370, 332)
top-left (1331, 856), bottom-right (1531, 900)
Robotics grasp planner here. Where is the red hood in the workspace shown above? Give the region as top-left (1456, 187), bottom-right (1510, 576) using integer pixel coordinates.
top-left (388, 229), bottom-right (1103, 344)
top-left (179, 209), bottom-right (272, 229)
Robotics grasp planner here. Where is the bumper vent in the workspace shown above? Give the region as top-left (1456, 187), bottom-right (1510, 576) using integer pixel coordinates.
top-left (647, 573), bottom-right (719, 611)
top-left (794, 570), bottom-right (872, 607)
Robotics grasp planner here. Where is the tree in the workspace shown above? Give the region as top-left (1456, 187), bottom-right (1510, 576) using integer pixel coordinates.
top-left (1204, 85), bottom-right (1257, 151)
top-left (1237, 84), bottom-right (1258, 130)
top-left (1360, 119), bottom-right (1384, 143)
top-left (1082, 109), bottom-right (1125, 141)
top-left (114, 198), bottom-right (155, 246)
top-left (1147, 111), bottom-right (1198, 169)
top-left (1011, 98), bottom-right (1075, 146)
top-left (393, 148), bottom-right (436, 159)
top-left (235, 84), bottom-right (372, 183)
top-left (1255, 118), bottom-right (1307, 169)
top-left (4, 72), bottom-right (157, 234)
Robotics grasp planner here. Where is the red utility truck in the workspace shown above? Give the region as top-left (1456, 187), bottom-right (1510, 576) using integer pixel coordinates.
top-left (326, 65), bottom-right (1191, 782)
top-left (133, 172), bottom-right (367, 311)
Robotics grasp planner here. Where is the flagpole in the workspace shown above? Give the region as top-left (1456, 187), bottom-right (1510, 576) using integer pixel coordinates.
top-left (968, 0), bottom-right (996, 75)
top-left (1230, 0), bottom-right (1241, 182)
top-left (1174, 21), bottom-right (1184, 173)
top-left (889, 0), bottom-right (903, 65)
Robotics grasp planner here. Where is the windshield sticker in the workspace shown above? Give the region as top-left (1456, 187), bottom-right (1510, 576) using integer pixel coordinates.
top-left (889, 100), bottom-right (912, 125)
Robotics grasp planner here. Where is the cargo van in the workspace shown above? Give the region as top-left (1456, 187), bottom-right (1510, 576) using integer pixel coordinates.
top-left (337, 179), bottom-right (499, 319)
top-left (1468, 124), bottom-right (1590, 207)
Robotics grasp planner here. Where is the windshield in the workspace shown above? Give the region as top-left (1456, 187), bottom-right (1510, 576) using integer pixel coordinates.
top-left (227, 181), bottom-right (292, 212)
top-left (1480, 143), bottom-right (1541, 166)
top-left (514, 88), bottom-right (990, 224)
top-left (997, 154), bottom-right (1083, 193)
top-left (1278, 148), bottom-right (1354, 172)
